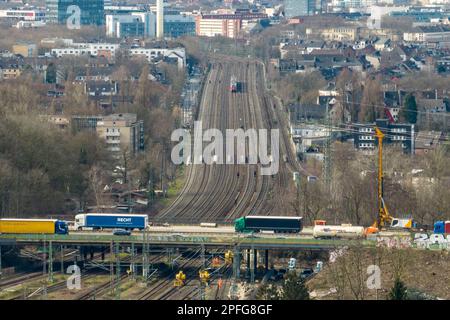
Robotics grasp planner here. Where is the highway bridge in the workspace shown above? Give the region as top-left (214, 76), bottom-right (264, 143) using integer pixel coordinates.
top-left (0, 232), bottom-right (376, 249)
top-left (0, 228), bottom-right (368, 287)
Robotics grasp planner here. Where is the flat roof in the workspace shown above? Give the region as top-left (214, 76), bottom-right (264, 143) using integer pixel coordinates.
top-left (0, 219), bottom-right (58, 222)
top-left (81, 213), bottom-right (148, 217)
top-left (245, 216), bottom-right (302, 220)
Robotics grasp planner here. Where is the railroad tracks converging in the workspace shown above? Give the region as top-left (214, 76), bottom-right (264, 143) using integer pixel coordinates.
top-left (156, 57), bottom-right (296, 225)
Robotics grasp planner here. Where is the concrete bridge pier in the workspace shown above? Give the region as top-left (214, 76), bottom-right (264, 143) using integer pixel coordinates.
top-left (246, 250), bottom-right (251, 279)
top-left (250, 249), bottom-right (256, 283)
top-left (265, 249), bottom-right (269, 271)
top-left (233, 246), bottom-right (241, 279)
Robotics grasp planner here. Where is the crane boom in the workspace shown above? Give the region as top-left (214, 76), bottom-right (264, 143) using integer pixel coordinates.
top-left (370, 127), bottom-right (393, 231)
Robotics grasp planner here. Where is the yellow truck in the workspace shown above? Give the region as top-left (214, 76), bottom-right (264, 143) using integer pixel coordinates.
top-left (0, 219), bottom-right (68, 234)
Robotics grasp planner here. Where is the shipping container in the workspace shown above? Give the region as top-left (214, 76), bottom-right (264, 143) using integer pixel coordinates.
top-left (74, 214), bottom-right (148, 230)
top-left (235, 216), bottom-right (303, 233)
top-left (0, 219), bottom-right (68, 235)
top-left (445, 221), bottom-right (450, 234)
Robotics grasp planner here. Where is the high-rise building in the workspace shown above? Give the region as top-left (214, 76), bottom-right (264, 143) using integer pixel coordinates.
top-left (284, 0), bottom-right (317, 17)
top-left (46, 0), bottom-right (105, 25)
top-left (156, 0), bottom-right (164, 38)
top-left (164, 15), bottom-right (196, 38)
top-left (195, 13), bottom-right (268, 38)
top-left (106, 15), bottom-right (142, 38)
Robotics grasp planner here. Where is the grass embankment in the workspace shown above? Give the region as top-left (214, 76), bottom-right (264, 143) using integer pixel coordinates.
top-left (308, 247), bottom-right (450, 300)
top-left (159, 166), bottom-right (187, 207)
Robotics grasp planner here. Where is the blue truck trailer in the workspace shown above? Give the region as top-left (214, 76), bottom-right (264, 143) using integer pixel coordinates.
top-left (74, 214), bottom-right (148, 230)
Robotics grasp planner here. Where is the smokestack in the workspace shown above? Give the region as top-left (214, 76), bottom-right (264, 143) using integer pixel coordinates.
top-left (156, 0), bottom-right (164, 39)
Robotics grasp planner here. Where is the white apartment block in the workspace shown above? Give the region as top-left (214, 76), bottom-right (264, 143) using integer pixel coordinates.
top-left (129, 47), bottom-right (186, 69)
top-left (404, 26), bottom-right (450, 43)
top-left (51, 43), bottom-right (120, 57)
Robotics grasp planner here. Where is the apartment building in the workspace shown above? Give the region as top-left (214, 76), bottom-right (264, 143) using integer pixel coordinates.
top-left (404, 26), bottom-right (450, 43)
top-left (0, 8), bottom-right (46, 21)
top-left (0, 62), bottom-right (22, 80)
top-left (306, 27), bottom-right (359, 41)
top-left (195, 13), bottom-right (267, 38)
top-left (12, 44), bottom-right (37, 57)
top-left (51, 43), bottom-right (120, 58)
top-left (96, 113), bottom-right (144, 159)
top-left (129, 47), bottom-right (186, 69)
top-left (353, 119), bottom-right (415, 154)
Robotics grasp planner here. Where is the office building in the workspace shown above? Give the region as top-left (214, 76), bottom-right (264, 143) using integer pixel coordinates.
top-left (284, 0), bottom-right (317, 17)
top-left (106, 14), bottom-right (145, 38)
top-left (46, 0), bottom-right (104, 25)
top-left (164, 14), bottom-right (196, 38)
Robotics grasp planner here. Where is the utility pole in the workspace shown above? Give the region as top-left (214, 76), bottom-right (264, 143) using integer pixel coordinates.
top-left (323, 103), bottom-right (332, 194)
top-left (131, 243), bottom-right (135, 281)
top-left (60, 245), bottom-right (64, 274)
top-left (115, 242), bottom-right (120, 300)
top-left (161, 144), bottom-right (166, 193)
top-left (48, 241), bottom-right (53, 283)
top-left (142, 229), bottom-right (149, 283)
top-left (42, 240), bottom-right (47, 299)
top-left (110, 241), bottom-right (114, 294)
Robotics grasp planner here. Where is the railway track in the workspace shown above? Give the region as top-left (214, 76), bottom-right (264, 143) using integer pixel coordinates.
top-left (156, 57), bottom-right (292, 224)
top-left (137, 248), bottom-right (204, 300)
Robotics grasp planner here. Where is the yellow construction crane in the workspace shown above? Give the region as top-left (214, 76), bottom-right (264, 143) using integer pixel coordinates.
top-left (375, 127), bottom-right (392, 229)
top-left (366, 127), bottom-right (414, 235)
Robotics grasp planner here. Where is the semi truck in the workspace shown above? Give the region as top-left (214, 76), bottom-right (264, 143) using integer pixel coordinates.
top-left (74, 213), bottom-right (148, 231)
top-left (0, 219), bottom-right (68, 235)
top-left (234, 216), bottom-right (303, 233)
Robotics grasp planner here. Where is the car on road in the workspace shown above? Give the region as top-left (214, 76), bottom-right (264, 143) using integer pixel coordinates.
top-left (113, 229), bottom-right (131, 236)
